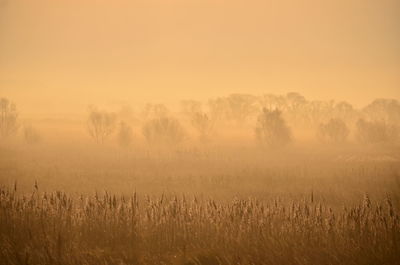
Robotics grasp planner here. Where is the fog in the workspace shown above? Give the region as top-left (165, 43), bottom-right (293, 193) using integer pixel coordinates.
top-left (1, 93), bottom-right (399, 198)
top-left (1, 0), bottom-right (400, 117)
top-left (1, 1), bottom-right (400, 264)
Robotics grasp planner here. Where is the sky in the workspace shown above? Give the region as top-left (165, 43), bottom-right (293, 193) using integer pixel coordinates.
top-left (0, 0), bottom-right (399, 116)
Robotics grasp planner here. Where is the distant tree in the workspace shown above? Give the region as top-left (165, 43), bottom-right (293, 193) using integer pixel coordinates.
top-left (317, 118), bottom-right (349, 143)
top-left (117, 121), bottom-right (133, 147)
top-left (87, 107), bottom-right (117, 144)
top-left (0, 98), bottom-right (19, 139)
top-left (142, 117), bottom-right (185, 146)
top-left (191, 112), bottom-right (214, 142)
top-left (305, 100), bottom-right (336, 125)
top-left (258, 94), bottom-right (286, 112)
top-left (207, 94), bottom-right (258, 125)
top-left (285, 92), bottom-right (307, 111)
top-left (23, 124), bottom-right (41, 144)
top-left (208, 97), bottom-right (227, 123)
top-left (363, 99), bottom-right (400, 124)
top-left (333, 101), bottom-right (359, 124)
top-left (356, 119), bottom-right (399, 144)
top-left (255, 108), bottom-right (291, 148)
top-left (142, 103), bottom-right (169, 120)
top-left (225, 94), bottom-right (257, 124)
top-left (180, 100), bottom-right (202, 119)
top-left (284, 92), bottom-right (308, 126)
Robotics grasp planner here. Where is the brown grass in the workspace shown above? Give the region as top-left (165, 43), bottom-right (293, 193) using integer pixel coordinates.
top-left (0, 186), bottom-right (399, 265)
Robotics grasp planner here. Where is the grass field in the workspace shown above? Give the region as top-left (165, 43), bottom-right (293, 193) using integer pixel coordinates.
top-left (0, 143), bottom-right (399, 265)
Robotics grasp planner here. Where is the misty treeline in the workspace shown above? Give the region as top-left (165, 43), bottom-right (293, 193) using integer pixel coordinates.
top-left (1, 93), bottom-right (400, 148)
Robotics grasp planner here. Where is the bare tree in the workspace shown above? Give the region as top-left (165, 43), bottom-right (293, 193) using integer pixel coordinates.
top-left (87, 107), bottom-right (116, 144)
top-left (0, 98), bottom-right (19, 139)
top-left (255, 108), bottom-right (291, 148)
top-left (117, 121), bottom-right (133, 147)
top-left (142, 116), bottom-right (185, 146)
top-left (317, 118), bottom-right (349, 143)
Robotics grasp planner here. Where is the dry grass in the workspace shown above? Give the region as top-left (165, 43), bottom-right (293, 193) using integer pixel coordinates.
top-left (1, 142), bottom-right (399, 264)
top-left (0, 185), bottom-right (399, 265)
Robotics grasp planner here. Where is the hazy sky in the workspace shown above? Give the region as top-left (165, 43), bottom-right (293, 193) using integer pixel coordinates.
top-left (0, 0), bottom-right (399, 116)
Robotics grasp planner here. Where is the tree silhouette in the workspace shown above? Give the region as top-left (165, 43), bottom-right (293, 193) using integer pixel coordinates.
top-left (225, 94), bottom-right (257, 124)
top-left (142, 116), bottom-right (185, 146)
top-left (356, 119), bottom-right (399, 144)
top-left (87, 107), bottom-right (116, 144)
top-left (191, 111), bottom-right (214, 142)
top-left (142, 103), bottom-right (169, 120)
top-left (363, 99), bottom-right (400, 124)
top-left (318, 118), bottom-right (349, 143)
top-left (255, 108), bottom-right (291, 148)
top-left (0, 98), bottom-right (19, 139)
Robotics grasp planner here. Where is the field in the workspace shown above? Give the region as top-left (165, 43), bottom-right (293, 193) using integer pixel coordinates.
top-left (2, 0), bottom-right (400, 263)
top-left (0, 141), bottom-right (399, 265)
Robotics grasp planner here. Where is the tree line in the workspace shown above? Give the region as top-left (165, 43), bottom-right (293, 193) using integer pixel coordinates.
top-left (1, 93), bottom-right (400, 148)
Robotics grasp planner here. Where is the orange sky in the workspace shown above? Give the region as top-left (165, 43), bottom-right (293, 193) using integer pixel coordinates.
top-left (0, 0), bottom-right (399, 116)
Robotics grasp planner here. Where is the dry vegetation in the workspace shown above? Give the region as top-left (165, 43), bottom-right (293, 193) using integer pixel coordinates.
top-left (0, 184), bottom-right (399, 265)
top-left (1, 93), bottom-right (400, 264)
top-left (0, 145), bottom-right (399, 265)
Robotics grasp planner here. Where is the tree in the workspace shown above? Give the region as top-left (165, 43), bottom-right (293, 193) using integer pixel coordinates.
top-left (142, 103), bottom-right (169, 120)
top-left (191, 111), bottom-right (214, 142)
top-left (258, 94), bottom-right (286, 111)
top-left (363, 99), bottom-right (400, 125)
top-left (225, 94), bottom-right (257, 124)
top-left (180, 100), bottom-right (202, 119)
top-left (333, 101), bottom-right (358, 122)
top-left (87, 107), bottom-right (116, 144)
top-left (208, 94), bottom-right (258, 125)
top-left (208, 97), bottom-right (228, 123)
top-left (285, 92), bottom-right (307, 111)
top-left (317, 118), bottom-right (349, 143)
top-left (255, 108), bottom-right (291, 148)
top-left (117, 121), bottom-right (133, 147)
top-left (0, 98), bottom-right (19, 139)
top-left (142, 117), bottom-right (185, 146)
top-left (356, 119), bottom-right (399, 144)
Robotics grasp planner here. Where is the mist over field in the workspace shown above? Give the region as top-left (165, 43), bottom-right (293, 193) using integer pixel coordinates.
top-left (1, 0), bottom-right (400, 264)
top-left (1, 93), bottom-right (400, 264)
top-left (1, 93), bottom-right (399, 197)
